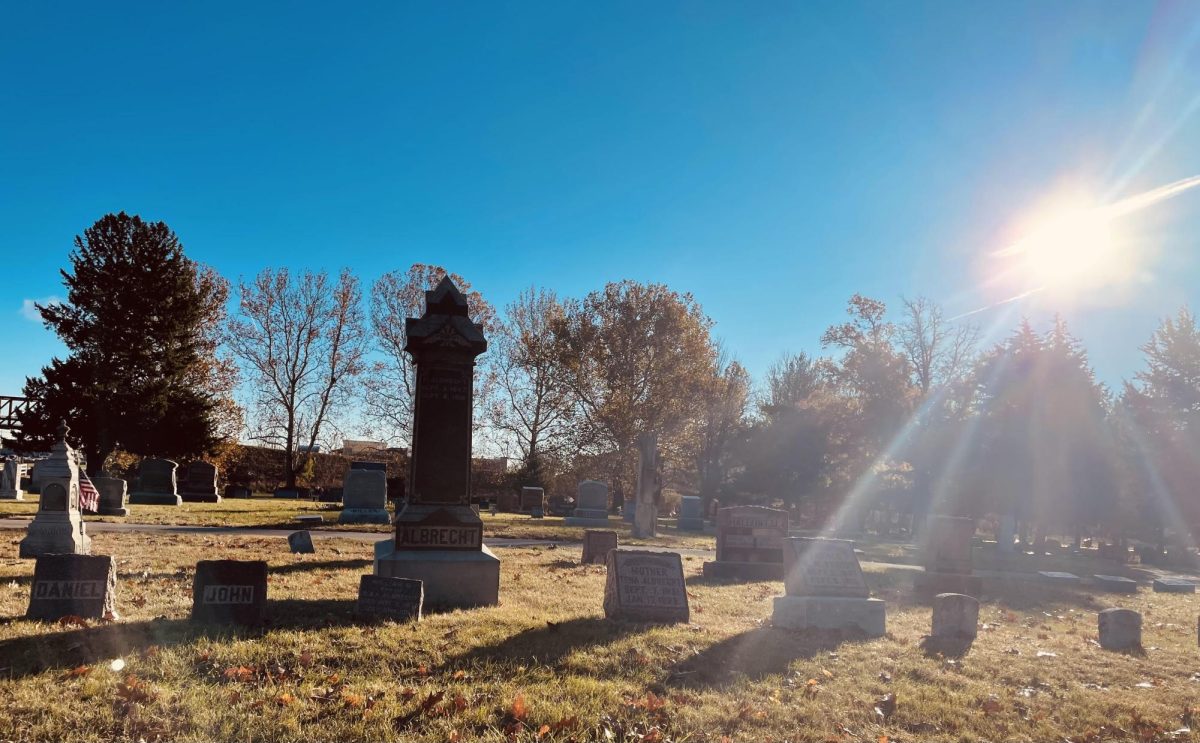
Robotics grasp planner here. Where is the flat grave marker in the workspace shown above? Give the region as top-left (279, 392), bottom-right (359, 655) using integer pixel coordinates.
top-left (1093, 574), bottom-right (1138, 594)
top-left (1152, 577), bottom-right (1195, 594)
top-left (1038, 571), bottom-right (1082, 585)
top-left (355, 575), bottom-right (423, 622)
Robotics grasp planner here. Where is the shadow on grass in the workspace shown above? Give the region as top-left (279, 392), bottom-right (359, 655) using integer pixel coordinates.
top-left (447, 617), bottom-right (640, 668)
top-left (918, 635), bottom-right (974, 658)
top-left (267, 558), bottom-right (372, 576)
top-left (667, 626), bottom-right (861, 688)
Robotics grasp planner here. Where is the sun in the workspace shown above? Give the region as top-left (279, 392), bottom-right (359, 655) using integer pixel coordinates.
top-left (997, 201), bottom-right (1129, 295)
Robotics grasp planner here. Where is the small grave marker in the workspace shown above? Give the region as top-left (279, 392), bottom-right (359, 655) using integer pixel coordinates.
top-left (288, 530), bottom-right (316, 554)
top-left (355, 575), bottom-right (423, 622)
top-left (192, 560), bottom-right (268, 626)
top-left (603, 549), bottom-right (688, 623)
top-left (1098, 608), bottom-right (1141, 650)
top-left (582, 530), bottom-right (618, 565)
top-left (1037, 571), bottom-right (1081, 585)
top-left (27, 554), bottom-right (117, 621)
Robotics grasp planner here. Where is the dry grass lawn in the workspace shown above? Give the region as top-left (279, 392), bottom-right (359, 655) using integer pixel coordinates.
top-left (1, 529), bottom-right (1198, 742)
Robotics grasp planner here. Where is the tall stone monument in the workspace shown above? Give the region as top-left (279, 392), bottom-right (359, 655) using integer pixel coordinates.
top-left (129, 458), bottom-right (182, 505)
top-left (20, 421), bottom-right (91, 558)
top-left (632, 433), bottom-right (660, 538)
top-left (373, 277), bottom-right (499, 608)
top-left (1, 456), bottom-right (24, 500)
top-left (180, 461), bottom-right (221, 503)
top-left (565, 480), bottom-right (611, 527)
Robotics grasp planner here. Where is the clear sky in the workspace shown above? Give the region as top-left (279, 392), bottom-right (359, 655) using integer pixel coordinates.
top-left (3, 1), bottom-right (1199, 404)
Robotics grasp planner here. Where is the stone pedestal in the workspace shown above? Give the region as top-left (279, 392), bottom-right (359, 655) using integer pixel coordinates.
top-left (677, 495), bottom-right (704, 531)
top-left (339, 468), bottom-right (390, 524)
top-left (94, 476), bottom-right (129, 516)
top-left (20, 422), bottom-right (91, 559)
top-left (565, 480), bottom-right (611, 527)
top-left (772, 596), bottom-right (886, 635)
top-left (1098, 608), bottom-right (1141, 650)
top-left (375, 509), bottom-right (500, 609)
top-left (129, 458), bottom-right (182, 505)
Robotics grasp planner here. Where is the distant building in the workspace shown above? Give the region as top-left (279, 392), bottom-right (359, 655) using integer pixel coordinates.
top-left (341, 439), bottom-right (387, 456)
top-left (298, 443), bottom-right (322, 453)
top-left (472, 456), bottom-right (509, 474)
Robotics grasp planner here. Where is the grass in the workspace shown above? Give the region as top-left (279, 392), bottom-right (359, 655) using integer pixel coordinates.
top-left (0, 499), bottom-right (713, 548)
top-left (1, 530), bottom-right (1198, 742)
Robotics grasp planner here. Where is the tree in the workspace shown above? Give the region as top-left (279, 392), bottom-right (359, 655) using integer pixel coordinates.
top-left (897, 295), bottom-right (979, 396)
top-left (685, 349), bottom-right (751, 510)
top-left (362, 264), bottom-right (496, 446)
top-left (487, 287), bottom-right (574, 484)
top-left (227, 268), bottom-right (367, 489)
top-left (552, 280), bottom-right (717, 500)
top-left (14, 212), bottom-right (233, 473)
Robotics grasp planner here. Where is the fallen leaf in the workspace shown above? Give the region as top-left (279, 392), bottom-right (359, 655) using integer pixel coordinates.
top-left (63, 665), bottom-right (92, 679)
top-left (874, 693), bottom-right (896, 721)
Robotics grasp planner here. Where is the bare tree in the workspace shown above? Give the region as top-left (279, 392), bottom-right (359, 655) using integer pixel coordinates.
top-left (897, 295), bottom-right (979, 395)
top-left (227, 268), bottom-right (367, 489)
top-left (686, 346), bottom-right (751, 510)
top-left (361, 263), bottom-right (497, 447)
top-left (487, 287), bottom-right (575, 480)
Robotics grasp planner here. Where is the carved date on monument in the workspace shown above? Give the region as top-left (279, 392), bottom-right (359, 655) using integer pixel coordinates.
top-left (420, 366), bottom-right (469, 402)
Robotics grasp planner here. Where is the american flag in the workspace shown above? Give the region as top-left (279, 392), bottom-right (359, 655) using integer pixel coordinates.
top-left (79, 473), bottom-right (100, 513)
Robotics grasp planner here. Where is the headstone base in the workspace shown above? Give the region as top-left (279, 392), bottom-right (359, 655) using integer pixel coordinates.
top-left (677, 518), bottom-right (705, 532)
top-left (97, 506), bottom-right (129, 516)
top-left (373, 539), bottom-right (500, 609)
top-left (19, 517), bottom-right (91, 559)
top-left (128, 492), bottom-right (183, 506)
top-left (570, 508), bottom-right (609, 520)
top-left (702, 560), bottom-right (785, 580)
top-left (771, 596), bottom-right (886, 637)
top-left (180, 493), bottom-right (222, 503)
top-left (914, 572), bottom-right (982, 597)
top-left (564, 516), bottom-right (613, 528)
top-left (339, 508), bottom-right (391, 524)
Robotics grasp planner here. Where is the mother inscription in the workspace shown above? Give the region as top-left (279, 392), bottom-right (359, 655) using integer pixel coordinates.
top-left (603, 549), bottom-right (689, 623)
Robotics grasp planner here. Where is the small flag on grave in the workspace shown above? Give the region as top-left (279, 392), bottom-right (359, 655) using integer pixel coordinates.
top-left (80, 473), bottom-right (100, 513)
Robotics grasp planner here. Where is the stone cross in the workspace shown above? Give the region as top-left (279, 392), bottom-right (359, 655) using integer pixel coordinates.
top-left (632, 433), bottom-right (660, 538)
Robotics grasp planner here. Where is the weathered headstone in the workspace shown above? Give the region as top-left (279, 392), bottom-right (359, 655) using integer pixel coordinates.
top-left (180, 461), bottom-right (221, 503)
top-left (20, 421), bottom-right (91, 558)
top-left (914, 515), bottom-right (981, 596)
top-left (224, 484), bottom-right (253, 499)
top-left (1097, 608), bottom-right (1142, 650)
top-left (521, 486), bottom-right (545, 517)
top-left (128, 458), bottom-right (182, 506)
top-left (1152, 577), bottom-right (1196, 594)
top-left (1038, 571), bottom-right (1082, 585)
top-left (582, 529), bottom-right (618, 565)
top-left (632, 433), bottom-right (660, 538)
top-left (339, 468), bottom-right (390, 524)
top-left (702, 506), bottom-right (789, 580)
top-left (374, 278), bottom-right (500, 609)
top-left (0, 456), bottom-right (24, 500)
top-left (1093, 574), bottom-right (1138, 594)
top-left (603, 549), bottom-right (688, 623)
top-left (94, 476), bottom-right (129, 516)
top-left (288, 530), bottom-right (316, 554)
top-left (564, 480), bottom-right (611, 527)
top-left (930, 592), bottom-right (978, 640)
top-left (192, 560), bottom-right (268, 625)
top-left (355, 575), bottom-right (423, 622)
top-left (772, 537), bottom-right (886, 636)
top-left (677, 496), bottom-right (704, 532)
top-left (26, 554), bottom-right (117, 621)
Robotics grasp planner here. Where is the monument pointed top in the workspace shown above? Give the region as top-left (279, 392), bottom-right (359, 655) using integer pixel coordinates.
top-left (425, 276), bottom-right (470, 317)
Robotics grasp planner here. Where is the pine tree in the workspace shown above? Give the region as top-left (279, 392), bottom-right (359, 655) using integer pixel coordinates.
top-left (15, 212), bottom-right (232, 473)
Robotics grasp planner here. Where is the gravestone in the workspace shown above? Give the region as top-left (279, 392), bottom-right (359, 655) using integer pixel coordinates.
top-left (772, 537), bottom-right (886, 636)
top-left (914, 515), bottom-right (981, 596)
top-left (603, 549), bottom-right (689, 623)
top-left (520, 486), bottom-right (545, 517)
top-left (702, 506), bottom-right (789, 580)
top-left (94, 476), bottom-right (129, 516)
top-left (996, 515), bottom-right (1016, 553)
top-left (355, 575), bottom-right (423, 622)
top-left (374, 278), bottom-right (500, 609)
top-left (319, 487), bottom-right (343, 503)
top-left (224, 485), bottom-right (253, 499)
top-left (26, 554), bottom-right (117, 621)
top-left (677, 496), bottom-right (704, 532)
top-left (20, 421), bottom-right (91, 558)
top-left (632, 433), bottom-right (660, 538)
top-left (623, 497), bottom-right (635, 523)
top-left (1093, 574), bottom-right (1138, 594)
top-left (1097, 608), bottom-right (1142, 650)
top-left (1038, 571), bottom-right (1082, 585)
top-left (288, 530), bottom-right (316, 554)
top-left (0, 456), bottom-right (24, 500)
top-left (192, 560), bottom-right (268, 625)
top-left (1152, 577), bottom-right (1195, 594)
top-left (565, 480), bottom-right (611, 527)
top-left (180, 461), bottom-right (220, 503)
top-left (339, 468), bottom-right (390, 524)
top-left (582, 529), bottom-right (618, 565)
top-left (930, 592), bottom-right (978, 640)
top-left (129, 458), bottom-right (182, 506)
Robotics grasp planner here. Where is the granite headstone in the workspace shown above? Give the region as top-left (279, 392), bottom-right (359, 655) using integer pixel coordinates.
top-left (582, 529), bottom-right (618, 565)
top-left (603, 549), bottom-right (689, 623)
top-left (192, 560), bottom-right (268, 625)
top-left (26, 554), bottom-right (117, 621)
top-left (355, 575), bottom-right (423, 622)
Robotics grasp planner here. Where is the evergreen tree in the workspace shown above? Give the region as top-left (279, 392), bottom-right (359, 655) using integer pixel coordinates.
top-left (15, 212), bottom-right (231, 472)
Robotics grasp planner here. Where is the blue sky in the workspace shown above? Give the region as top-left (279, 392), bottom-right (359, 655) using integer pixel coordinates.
top-left (3, 1), bottom-right (1199, 404)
